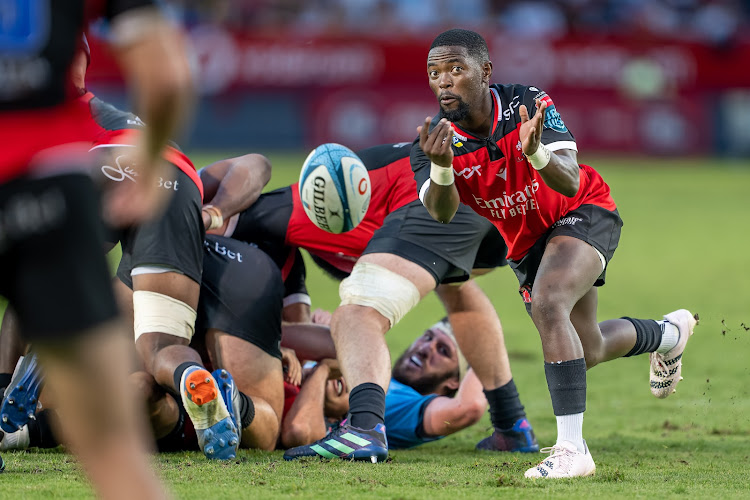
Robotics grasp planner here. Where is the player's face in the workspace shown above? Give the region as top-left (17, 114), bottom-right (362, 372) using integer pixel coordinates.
top-left (324, 377), bottom-right (349, 419)
top-left (391, 328), bottom-right (459, 396)
top-left (427, 46), bottom-right (485, 123)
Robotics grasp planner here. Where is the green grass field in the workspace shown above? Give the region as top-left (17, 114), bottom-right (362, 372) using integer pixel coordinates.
top-left (2, 154), bottom-right (749, 499)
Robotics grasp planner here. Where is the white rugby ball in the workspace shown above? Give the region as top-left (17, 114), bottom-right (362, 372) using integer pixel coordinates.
top-left (299, 143), bottom-right (371, 233)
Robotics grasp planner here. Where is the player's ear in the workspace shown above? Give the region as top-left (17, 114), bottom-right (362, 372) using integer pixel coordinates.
top-left (482, 61), bottom-right (492, 83)
top-left (442, 376), bottom-right (460, 395)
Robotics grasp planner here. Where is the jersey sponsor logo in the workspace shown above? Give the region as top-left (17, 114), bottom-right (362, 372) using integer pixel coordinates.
top-left (543, 105), bottom-right (568, 133)
top-left (454, 165), bottom-right (482, 180)
top-left (0, 185), bottom-right (65, 252)
top-left (451, 134), bottom-right (463, 148)
top-left (496, 168), bottom-right (507, 180)
top-left (502, 96), bottom-right (521, 121)
top-left (470, 179), bottom-right (540, 220)
top-left (204, 239), bottom-right (243, 261)
top-left (101, 155), bottom-right (138, 182)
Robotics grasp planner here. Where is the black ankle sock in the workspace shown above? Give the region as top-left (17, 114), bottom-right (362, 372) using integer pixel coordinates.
top-left (348, 383), bottom-right (385, 429)
top-left (544, 358), bottom-right (587, 415)
top-left (172, 362), bottom-right (200, 393)
top-left (622, 317), bottom-right (662, 357)
top-left (238, 391), bottom-right (255, 429)
top-left (28, 409), bottom-right (59, 448)
top-left (484, 379), bottom-right (526, 430)
top-left (0, 372), bottom-right (12, 394)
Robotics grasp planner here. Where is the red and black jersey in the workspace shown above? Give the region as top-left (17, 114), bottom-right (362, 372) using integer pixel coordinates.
top-left (285, 142), bottom-right (417, 273)
top-left (412, 84), bottom-right (616, 261)
top-left (83, 92), bottom-right (202, 198)
top-left (0, 0), bottom-right (156, 182)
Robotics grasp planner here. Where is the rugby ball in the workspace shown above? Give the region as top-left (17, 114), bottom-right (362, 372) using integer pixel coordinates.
top-left (299, 143), bottom-right (371, 234)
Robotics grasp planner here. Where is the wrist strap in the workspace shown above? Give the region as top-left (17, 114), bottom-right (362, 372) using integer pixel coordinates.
top-left (202, 205), bottom-right (224, 230)
top-left (430, 162), bottom-right (454, 186)
top-left (526, 143), bottom-right (551, 170)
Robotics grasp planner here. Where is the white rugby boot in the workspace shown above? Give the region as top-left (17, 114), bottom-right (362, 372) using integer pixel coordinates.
top-left (524, 440), bottom-right (596, 479)
top-left (650, 309), bottom-right (698, 399)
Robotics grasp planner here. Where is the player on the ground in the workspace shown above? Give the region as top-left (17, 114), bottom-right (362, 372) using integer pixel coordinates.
top-left (0, 0), bottom-right (191, 496)
top-left (413, 29), bottom-right (697, 479)
top-left (281, 317), bottom-right (488, 451)
top-left (201, 143), bottom-right (539, 462)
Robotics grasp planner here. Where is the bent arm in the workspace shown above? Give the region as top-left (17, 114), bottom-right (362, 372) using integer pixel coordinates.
top-left (200, 153), bottom-right (272, 219)
top-left (280, 323), bottom-right (336, 361)
top-left (280, 364), bottom-right (331, 448)
top-left (535, 148), bottom-right (580, 197)
top-left (421, 369), bottom-right (487, 437)
top-left (423, 182), bottom-right (460, 224)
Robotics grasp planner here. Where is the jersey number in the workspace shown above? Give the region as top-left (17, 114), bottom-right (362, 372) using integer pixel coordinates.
top-left (0, 0), bottom-right (50, 54)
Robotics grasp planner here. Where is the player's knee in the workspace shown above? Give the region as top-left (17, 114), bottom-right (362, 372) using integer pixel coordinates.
top-left (129, 371), bottom-right (160, 405)
top-left (338, 261), bottom-right (421, 328)
top-left (133, 290), bottom-right (196, 343)
top-left (530, 289), bottom-right (570, 327)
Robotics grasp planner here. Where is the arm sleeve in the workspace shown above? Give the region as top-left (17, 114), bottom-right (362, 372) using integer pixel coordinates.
top-left (522, 87), bottom-right (577, 153)
top-left (385, 381), bottom-right (442, 449)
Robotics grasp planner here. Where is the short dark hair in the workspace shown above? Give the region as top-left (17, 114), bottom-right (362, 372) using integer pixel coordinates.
top-left (430, 29), bottom-right (490, 64)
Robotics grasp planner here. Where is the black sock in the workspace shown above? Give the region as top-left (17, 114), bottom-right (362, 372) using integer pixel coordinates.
top-left (0, 372), bottom-right (12, 394)
top-left (544, 358), bottom-right (587, 415)
top-left (172, 362), bottom-right (200, 393)
top-left (28, 409), bottom-right (59, 448)
top-left (484, 379), bottom-right (527, 430)
top-left (622, 317), bottom-right (662, 357)
top-left (238, 391), bottom-right (255, 429)
top-left (348, 383), bottom-right (385, 429)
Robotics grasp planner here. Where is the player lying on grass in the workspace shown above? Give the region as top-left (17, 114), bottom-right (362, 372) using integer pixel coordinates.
top-left (414, 28), bottom-right (698, 478)
top-left (280, 315), bottom-right (488, 451)
top-left (199, 143), bottom-right (539, 461)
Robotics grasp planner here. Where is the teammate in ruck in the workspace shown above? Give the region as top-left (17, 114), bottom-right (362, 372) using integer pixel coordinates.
top-left (200, 143), bottom-right (539, 461)
top-left (0, 0), bottom-right (191, 497)
top-left (413, 29), bottom-right (697, 479)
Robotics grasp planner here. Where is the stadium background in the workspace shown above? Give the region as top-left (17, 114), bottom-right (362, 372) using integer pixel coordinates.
top-left (4, 1), bottom-right (750, 497)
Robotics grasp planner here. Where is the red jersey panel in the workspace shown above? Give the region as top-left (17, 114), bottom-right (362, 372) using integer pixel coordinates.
top-left (412, 84), bottom-right (616, 261)
top-left (285, 143), bottom-right (417, 272)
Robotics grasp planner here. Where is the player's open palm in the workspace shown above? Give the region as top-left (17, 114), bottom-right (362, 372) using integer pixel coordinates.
top-left (519, 99), bottom-right (547, 156)
top-left (418, 117), bottom-right (454, 168)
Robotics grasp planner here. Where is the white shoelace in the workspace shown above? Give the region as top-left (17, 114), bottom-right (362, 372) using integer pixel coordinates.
top-left (538, 445), bottom-right (576, 474)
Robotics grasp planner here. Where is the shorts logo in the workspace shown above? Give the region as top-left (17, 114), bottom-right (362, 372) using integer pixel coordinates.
top-left (519, 285), bottom-right (532, 304)
top-left (454, 165), bottom-right (482, 180)
top-left (552, 216), bottom-right (582, 228)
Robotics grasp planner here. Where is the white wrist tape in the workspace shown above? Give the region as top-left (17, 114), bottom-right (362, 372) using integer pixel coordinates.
top-left (430, 162), bottom-right (454, 186)
top-left (202, 205), bottom-right (224, 231)
top-left (526, 143), bottom-right (551, 170)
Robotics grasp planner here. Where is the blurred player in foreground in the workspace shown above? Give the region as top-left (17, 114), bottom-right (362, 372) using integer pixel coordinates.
top-left (199, 143), bottom-right (538, 461)
top-left (0, 1), bottom-right (191, 497)
top-left (414, 29), bottom-right (697, 479)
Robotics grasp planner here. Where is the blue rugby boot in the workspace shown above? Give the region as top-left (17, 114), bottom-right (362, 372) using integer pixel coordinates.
top-left (283, 419), bottom-right (388, 463)
top-left (1, 352), bottom-right (44, 434)
top-left (212, 368), bottom-right (240, 433)
top-left (475, 417), bottom-right (540, 453)
top-left (180, 367), bottom-right (239, 460)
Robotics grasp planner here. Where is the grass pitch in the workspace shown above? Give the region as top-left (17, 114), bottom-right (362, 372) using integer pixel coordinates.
top-left (1, 154), bottom-right (749, 499)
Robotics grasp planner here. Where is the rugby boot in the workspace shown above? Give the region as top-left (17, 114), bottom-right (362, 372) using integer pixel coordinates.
top-left (180, 367), bottom-right (239, 460)
top-left (212, 368), bottom-right (241, 433)
top-left (524, 440), bottom-right (596, 479)
top-left (0, 424), bottom-right (29, 451)
top-left (650, 309), bottom-right (698, 398)
top-left (283, 418), bottom-right (388, 463)
top-left (1, 352), bottom-right (43, 433)
top-left (475, 417), bottom-right (539, 453)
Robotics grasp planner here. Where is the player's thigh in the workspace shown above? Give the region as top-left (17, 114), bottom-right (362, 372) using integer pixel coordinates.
top-left (357, 253), bottom-right (436, 298)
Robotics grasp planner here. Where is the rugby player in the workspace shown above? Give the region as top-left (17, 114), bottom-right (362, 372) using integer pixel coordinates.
top-left (413, 29), bottom-right (697, 478)
top-left (199, 143), bottom-right (539, 461)
top-left (281, 317), bottom-right (489, 451)
top-left (0, 0), bottom-right (190, 496)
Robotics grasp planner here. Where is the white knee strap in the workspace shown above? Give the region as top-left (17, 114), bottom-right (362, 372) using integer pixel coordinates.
top-left (133, 290), bottom-right (196, 342)
top-left (339, 261), bottom-right (421, 327)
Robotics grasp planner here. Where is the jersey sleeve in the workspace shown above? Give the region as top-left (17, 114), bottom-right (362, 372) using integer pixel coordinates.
top-left (410, 135), bottom-right (432, 206)
top-left (283, 249), bottom-right (311, 307)
top-left (522, 87), bottom-right (577, 153)
top-left (385, 380), bottom-right (442, 449)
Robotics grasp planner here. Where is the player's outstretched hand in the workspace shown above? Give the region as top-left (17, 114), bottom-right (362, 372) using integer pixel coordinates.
top-left (519, 99), bottom-right (547, 157)
top-left (418, 117), bottom-right (454, 168)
